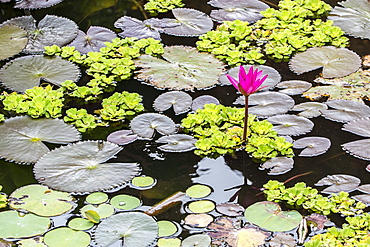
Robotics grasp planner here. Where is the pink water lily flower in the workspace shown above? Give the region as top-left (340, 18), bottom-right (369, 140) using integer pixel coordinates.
top-left (226, 66), bottom-right (268, 96)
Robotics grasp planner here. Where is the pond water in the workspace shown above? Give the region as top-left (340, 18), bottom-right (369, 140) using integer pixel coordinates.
top-left (1, 0), bottom-right (370, 246)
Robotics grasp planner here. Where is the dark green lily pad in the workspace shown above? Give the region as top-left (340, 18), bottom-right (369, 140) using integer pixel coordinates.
top-left (43, 227), bottom-right (91, 247)
top-left (276, 80), bottom-right (312, 95)
top-left (158, 220), bottom-right (178, 237)
top-left (244, 201), bottom-right (302, 232)
top-left (0, 24), bottom-right (28, 61)
top-left (315, 174), bottom-right (361, 193)
top-left (293, 137), bottom-right (331, 157)
top-left (260, 157), bottom-right (294, 175)
top-left (0, 211), bottom-right (50, 239)
top-left (292, 102), bottom-right (328, 118)
top-left (130, 113), bottom-right (176, 139)
top-left (135, 45), bottom-right (224, 90)
top-left (289, 46), bottom-right (361, 78)
top-left (0, 55), bottom-right (80, 92)
top-left (9, 184), bottom-right (75, 217)
top-left (94, 212), bottom-right (158, 247)
top-left (0, 116), bottom-right (81, 164)
top-left (321, 100), bottom-right (370, 122)
top-left (153, 91), bottom-right (192, 114)
top-left (110, 194), bottom-right (141, 210)
top-left (267, 115), bottom-right (314, 136)
top-left (156, 134), bottom-right (197, 152)
top-left (33, 141), bottom-right (140, 193)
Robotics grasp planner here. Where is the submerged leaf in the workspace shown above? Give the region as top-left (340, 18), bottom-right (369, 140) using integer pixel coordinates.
top-left (0, 55), bottom-right (80, 92)
top-left (130, 113), bottom-right (176, 139)
top-left (153, 91), bottom-right (192, 114)
top-left (191, 95), bottom-right (220, 111)
top-left (0, 116), bottom-right (81, 164)
top-left (0, 25), bottom-right (28, 61)
top-left (292, 102), bottom-right (328, 118)
top-left (33, 141), bottom-right (140, 193)
top-left (289, 46), bottom-right (361, 78)
top-left (114, 16), bottom-right (162, 40)
top-left (135, 46), bottom-right (224, 90)
top-left (321, 100), bottom-right (370, 122)
top-left (315, 174), bottom-right (361, 193)
top-left (276, 80), bottom-right (312, 95)
top-left (267, 115), bottom-right (314, 136)
top-left (293, 137), bottom-right (331, 157)
top-left (156, 134), bottom-right (196, 152)
top-left (260, 157), bottom-right (294, 175)
top-left (208, 0), bottom-right (269, 22)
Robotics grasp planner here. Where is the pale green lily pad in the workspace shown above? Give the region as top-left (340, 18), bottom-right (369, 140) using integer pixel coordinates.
top-left (156, 134), bottom-right (197, 152)
top-left (135, 45), bottom-right (224, 90)
top-left (186, 184), bottom-right (212, 198)
top-left (2, 15), bottom-right (78, 53)
top-left (181, 234), bottom-right (211, 247)
top-left (80, 204), bottom-right (114, 219)
top-left (293, 137), bottom-right (331, 157)
top-left (130, 113), bottom-right (176, 139)
top-left (0, 116), bottom-right (81, 164)
top-left (276, 80), bottom-right (312, 95)
top-left (328, 0), bottom-right (370, 39)
top-left (289, 46), bottom-right (361, 78)
top-left (153, 91), bottom-right (192, 115)
top-left (132, 176), bottom-right (155, 188)
top-left (321, 100), bottom-right (370, 123)
top-left (267, 115), bottom-right (314, 136)
top-left (94, 212), bottom-right (158, 247)
top-left (0, 211), bottom-right (51, 239)
top-left (68, 218), bottom-right (94, 231)
top-left (260, 157), bottom-right (294, 175)
top-left (44, 227), bottom-right (91, 247)
top-left (158, 220), bottom-right (178, 237)
top-left (342, 117), bottom-right (370, 137)
top-left (9, 184), bottom-right (75, 217)
top-left (33, 141), bottom-right (140, 193)
top-left (110, 194), bottom-right (141, 210)
top-left (0, 55), bottom-right (80, 92)
top-left (342, 139), bottom-right (370, 161)
top-left (157, 238), bottom-right (181, 247)
top-left (292, 102), bottom-right (328, 118)
top-left (244, 201), bottom-right (302, 232)
top-left (0, 24), bottom-right (28, 60)
top-left (17, 238), bottom-right (47, 247)
top-left (315, 174), bottom-right (361, 193)
top-left (86, 192), bottom-right (109, 204)
top-left (188, 200), bottom-right (215, 213)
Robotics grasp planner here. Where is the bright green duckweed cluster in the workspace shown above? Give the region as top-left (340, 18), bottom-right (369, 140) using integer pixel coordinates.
top-left (144, 0), bottom-right (184, 16)
top-left (196, 0), bottom-right (348, 66)
top-left (181, 104), bottom-right (294, 160)
top-left (44, 37), bottom-right (164, 100)
top-left (0, 185), bottom-right (7, 209)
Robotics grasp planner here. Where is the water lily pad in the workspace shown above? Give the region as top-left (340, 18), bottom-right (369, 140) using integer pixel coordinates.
top-left (114, 16), bottom-right (165, 40)
top-left (234, 92), bottom-right (295, 117)
top-left (208, 0), bottom-right (268, 22)
top-left (106, 130), bottom-right (138, 145)
top-left (356, 184), bottom-right (370, 193)
top-left (86, 192), bottom-right (109, 204)
top-left (216, 202), bottom-right (244, 217)
top-left (135, 45), bottom-right (224, 90)
top-left (0, 24), bottom-right (28, 61)
top-left (184, 213), bottom-right (213, 227)
top-left (132, 176), bottom-right (155, 188)
top-left (244, 201), bottom-right (302, 231)
top-left (68, 26), bottom-right (117, 54)
top-left (0, 54), bottom-right (80, 92)
top-left (81, 204), bottom-right (114, 219)
top-left (17, 238), bottom-right (47, 247)
top-left (191, 95), bottom-right (220, 111)
top-left (33, 141), bottom-right (140, 193)
top-left (181, 234), bottom-right (211, 247)
top-left (68, 218), bottom-right (94, 231)
top-left (0, 211), bottom-right (50, 239)
top-left (267, 115), bottom-right (314, 136)
top-left (186, 184), bottom-right (212, 198)
top-left (293, 137), bottom-right (331, 157)
top-left (153, 91), bottom-right (192, 114)
top-left (157, 238), bottom-right (181, 247)
top-left (158, 220), bottom-right (178, 237)
top-left (130, 113), bottom-right (176, 139)
top-left (352, 194), bottom-right (370, 204)
top-left (289, 46), bottom-right (361, 78)
top-left (328, 0), bottom-right (370, 39)
top-left (9, 184), bottom-right (75, 217)
top-left (342, 139), bottom-right (370, 160)
top-left (321, 100), bottom-right (370, 123)
top-left (342, 117), bottom-right (370, 137)
top-left (14, 0), bottom-right (64, 9)
top-left (94, 212), bottom-right (158, 247)
top-left (269, 232), bottom-right (296, 247)
top-left (161, 8), bottom-right (213, 36)
top-left (292, 102), bottom-right (328, 118)
top-left (156, 134), bottom-right (197, 152)
top-left (44, 227), bottom-right (90, 247)
top-left (314, 174), bottom-right (361, 193)
top-left (260, 157), bottom-right (294, 175)
top-left (276, 80), bottom-right (312, 95)
top-left (188, 200), bottom-right (215, 213)
top-left (2, 15), bottom-right (78, 53)
top-left (110, 194), bottom-right (141, 210)
top-left (0, 116), bottom-right (81, 164)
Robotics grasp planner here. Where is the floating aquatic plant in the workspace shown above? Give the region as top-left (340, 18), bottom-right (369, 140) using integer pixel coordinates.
top-left (63, 108), bottom-right (98, 132)
top-left (153, 91), bottom-right (192, 115)
top-left (144, 0), bottom-right (184, 16)
top-left (0, 185), bottom-right (7, 208)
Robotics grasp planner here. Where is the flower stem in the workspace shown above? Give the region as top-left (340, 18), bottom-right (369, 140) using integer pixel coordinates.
top-left (243, 96), bottom-right (249, 141)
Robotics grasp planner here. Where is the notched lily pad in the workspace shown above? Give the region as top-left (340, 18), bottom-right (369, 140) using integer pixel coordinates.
top-left (0, 24), bottom-right (28, 61)
top-left (0, 54), bottom-right (80, 92)
top-left (191, 95), bottom-right (220, 111)
top-left (342, 139), bottom-right (370, 161)
top-left (292, 102), bottom-right (328, 118)
top-left (314, 174), bottom-right (361, 193)
top-left (289, 46), bottom-right (361, 78)
top-left (14, 0), bottom-right (64, 9)
top-left (130, 113), bottom-right (176, 139)
top-left (342, 117), bottom-right (370, 137)
top-left (156, 134), bottom-right (196, 152)
top-left (293, 137), bottom-right (331, 157)
top-left (107, 130), bottom-right (138, 145)
top-left (260, 157), bottom-right (294, 175)
top-left (276, 80), bottom-right (312, 95)
top-left (267, 115), bottom-right (314, 136)
top-left (153, 91), bottom-right (192, 114)
top-left (321, 100), bottom-right (370, 123)
top-left (135, 45), bottom-right (224, 90)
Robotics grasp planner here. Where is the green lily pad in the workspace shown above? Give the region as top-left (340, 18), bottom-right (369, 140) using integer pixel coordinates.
top-left (68, 217), bottom-right (95, 231)
top-left (17, 238), bottom-right (47, 247)
top-left (94, 212), bottom-right (158, 247)
top-left (43, 227), bottom-right (91, 247)
top-left (181, 234), bottom-right (211, 247)
top-left (244, 201), bottom-right (302, 232)
top-left (0, 211), bottom-right (51, 239)
top-left (0, 24), bottom-right (28, 61)
top-left (85, 192), bottom-right (109, 204)
top-left (157, 220), bottom-right (178, 237)
top-left (186, 184), bottom-right (212, 198)
top-left (132, 176), bottom-right (155, 188)
top-left (110, 194), bottom-right (141, 210)
top-left (33, 141), bottom-right (140, 193)
top-left (135, 45), bottom-right (224, 90)
top-left (0, 54), bottom-right (80, 92)
top-left (157, 238), bottom-right (181, 247)
top-left (80, 204), bottom-right (114, 220)
top-left (9, 184), bottom-right (75, 217)
top-left (188, 200), bottom-right (215, 213)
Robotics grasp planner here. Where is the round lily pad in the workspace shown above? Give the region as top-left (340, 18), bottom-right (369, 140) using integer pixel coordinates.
top-left (186, 184), bottom-right (212, 198)
top-left (181, 234), bottom-right (211, 247)
top-left (187, 200), bottom-right (215, 213)
top-left (153, 91), bottom-right (192, 115)
top-left (110, 194), bottom-right (141, 210)
top-left (68, 218), bottom-right (95, 231)
top-left (0, 211), bottom-right (50, 239)
top-left (191, 95), bottom-right (220, 111)
top-left (157, 220), bottom-right (178, 237)
top-left (0, 24), bottom-right (28, 61)
top-left (130, 113), bottom-right (176, 139)
top-left (267, 115), bottom-right (314, 136)
top-left (43, 227), bottom-right (91, 247)
top-left (17, 238), bottom-right (46, 247)
top-left (184, 213), bottom-right (213, 228)
top-left (156, 134), bottom-right (197, 152)
top-left (215, 202), bottom-right (245, 217)
top-left (244, 201), bottom-right (302, 232)
top-left (314, 174), bottom-right (361, 193)
top-left (86, 192), bottom-right (109, 204)
top-left (132, 176), bottom-right (156, 188)
top-left (293, 137), bottom-right (331, 157)
top-left (260, 157), bottom-right (294, 175)
top-left (81, 204), bottom-right (114, 220)
top-left (157, 238), bottom-right (181, 247)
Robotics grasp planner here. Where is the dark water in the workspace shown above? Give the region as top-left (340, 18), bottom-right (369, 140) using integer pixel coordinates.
top-left (0, 0), bottom-right (370, 245)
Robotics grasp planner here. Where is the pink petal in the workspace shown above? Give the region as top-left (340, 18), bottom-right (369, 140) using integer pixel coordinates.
top-left (239, 65), bottom-right (247, 83)
top-left (226, 74), bottom-right (239, 91)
